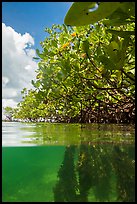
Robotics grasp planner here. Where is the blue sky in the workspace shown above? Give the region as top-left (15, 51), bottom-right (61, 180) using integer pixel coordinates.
top-left (2, 2), bottom-right (73, 115)
top-left (2, 2), bottom-right (73, 50)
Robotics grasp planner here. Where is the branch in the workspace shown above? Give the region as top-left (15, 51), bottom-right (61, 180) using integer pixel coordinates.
top-left (81, 76), bottom-right (119, 90)
top-left (121, 69), bottom-right (135, 82)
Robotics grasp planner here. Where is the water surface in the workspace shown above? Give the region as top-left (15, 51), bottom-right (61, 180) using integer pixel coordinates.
top-left (2, 122), bottom-right (135, 202)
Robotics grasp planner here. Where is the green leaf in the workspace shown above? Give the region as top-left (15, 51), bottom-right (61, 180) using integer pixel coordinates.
top-left (64, 2), bottom-right (121, 26)
top-left (106, 30), bottom-right (135, 38)
top-left (31, 80), bottom-right (41, 89)
top-left (51, 40), bottom-right (57, 47)
top-left (120, 2), bottom-right (135, 17)
top-left (108, 7), bottom-right (129, 21)
top-left (82, 40), bottom-right (89, 53)
top-left (99, 55), bottom-right (117, 70)
top-left (110, 41), bottom-right (119, 50)
top-left (33, 57), bottom-right (40, 60)
top-left (75, 38), bottom-right (80, 50)
top-left (96, 46), bottom-right (102, 56)
top-left (43, 47), bottom-right (49, 54)
top-left (62, 24), bottom-right (68, 33)
top-left (103, 19), bottom-right (134, 27)
top-left (104, 41), bottom-right (120, 63)
top-left (36, 49), bottom-right (44, 58)
top-left (31, 80), bottom-right (35, 86)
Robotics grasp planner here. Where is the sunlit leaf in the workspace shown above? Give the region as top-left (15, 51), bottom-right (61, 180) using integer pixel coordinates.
top-left (64, 2), bottom-right (121, 26)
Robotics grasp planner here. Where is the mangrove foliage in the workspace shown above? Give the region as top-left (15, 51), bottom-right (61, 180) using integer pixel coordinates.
top-left (12, 2), bottom-right (135, 123)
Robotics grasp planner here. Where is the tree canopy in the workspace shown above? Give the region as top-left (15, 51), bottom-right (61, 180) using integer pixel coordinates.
top-left (13, 2), bottom-right (135, 123)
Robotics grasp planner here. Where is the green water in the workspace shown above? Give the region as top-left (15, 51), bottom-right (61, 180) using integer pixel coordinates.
top-left (2, 122), bottom-right (135, 202)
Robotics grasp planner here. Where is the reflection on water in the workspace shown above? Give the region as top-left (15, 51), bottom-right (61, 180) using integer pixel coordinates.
top-left (53, 146), bottom-right (78, 202)
top-left (2, 122), bottom-right (135, 202)
top-left (53, 144), bottom-right (135, 202)
top-left (2, 122), bottom-right (135, 146)
top-left (2, 144), bottom-right (135, 202)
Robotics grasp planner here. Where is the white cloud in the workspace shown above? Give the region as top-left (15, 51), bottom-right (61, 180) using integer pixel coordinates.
top-left (2, 76), bottom-right (9, 87)
top-left (2, 88), bottom-right (18, 99)
top-left (2, 23), bottom-right (38, 109)
top-left (2, 99), bottom-right (18, 108)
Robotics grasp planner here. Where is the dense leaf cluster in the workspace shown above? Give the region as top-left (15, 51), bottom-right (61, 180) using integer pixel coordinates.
top-left (14, 3), bottom-right (135, 123)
